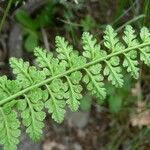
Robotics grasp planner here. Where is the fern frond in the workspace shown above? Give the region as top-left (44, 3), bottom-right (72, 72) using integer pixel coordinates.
top-left (0, 25), bottom-right (150, 150)
top-left (0, 108), bottom-right (20, 150)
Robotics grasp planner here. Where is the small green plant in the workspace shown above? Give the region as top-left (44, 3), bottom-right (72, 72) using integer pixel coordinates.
top-left (15, 1), bottom-right (55, 52)
top-left (106, 74), bottom-right (133, 113)
top-left (80, 15), bottom-right (97, 31)
top-left (0, 25), bottom-right (150, 150)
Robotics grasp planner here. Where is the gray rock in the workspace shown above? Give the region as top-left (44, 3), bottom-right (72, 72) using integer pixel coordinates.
top-left (66, 110), bottom-right (90, 128)
top-left (18, 132), bottom-right (42, 150)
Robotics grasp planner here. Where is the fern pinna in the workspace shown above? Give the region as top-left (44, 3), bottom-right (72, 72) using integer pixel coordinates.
top-left (0, 25), bottom-right (150, 150)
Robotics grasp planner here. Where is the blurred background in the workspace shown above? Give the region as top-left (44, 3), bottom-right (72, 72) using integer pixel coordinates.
top-left (0, 0), bottom-right (150, 150)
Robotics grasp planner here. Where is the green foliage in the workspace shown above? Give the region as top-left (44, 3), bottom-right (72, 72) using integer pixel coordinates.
top-left (106, 74), bottom-right (133, 113)
top-left (65, 71), bottom-right (83, 111)
top-left (16, 2), bottom-right (55, 30)
top-left (0, 25), bottom-right (150, 150)
top-left (82, 32), bottom-right (106, 100)
top-left (82, 32), bottom-right (102, 60)
top-left (104, 56), bottom-right (123, 87)
top-left (104, 25), bottom-right (120, 52)
top-left (17, 89), bottom-right (46, 141)
top-left (122, 26), bottom-right (139, 78)
top-left (139, 27), bottom-right (150, 66)
top-left (15, 1), bottom-right (56, 52)
top-left (16, 10), bottom-right (38, 30)
top-left (81, 15), bottom-right (96, 31)
top-left (0, 109), bottom-right (20, 150)
top-left (80, 94), bottom-right (92, 111)
top-left (0, 76), bottom-right (21, 150)
top-left (108, 95), bottom-right (122, 113)
top-left (45, 80), bottom-right (66, 123)
top-left (24, 34), bottom-right (39, 52)
top-left (142, 0), bottom-right (150, 26)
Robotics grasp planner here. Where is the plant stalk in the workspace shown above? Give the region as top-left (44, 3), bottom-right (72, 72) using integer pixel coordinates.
top-left (0, 0), bottom-right (13, 33)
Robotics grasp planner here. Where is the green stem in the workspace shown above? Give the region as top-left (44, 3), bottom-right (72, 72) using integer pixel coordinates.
top-left (45, 84), bottom-right (59, 119)
top-left (0, 42), bottom-right (150, 106)
top-left (0, 0), bottom-right (13, 33)
top-left (24, 94), bottom-right (35, 125)
top-left (65, 75), bottom-right (76, 110)
top-left (84, 68), bottom-right (104, 97)
top-left (65, 76), bottom-right (74, 96)
top-left (115, 14), bottom-right (145, 32)
top-left (105, 60), bottom-right (121, 86)
top-left (124, 54), bottom-right (137, 78)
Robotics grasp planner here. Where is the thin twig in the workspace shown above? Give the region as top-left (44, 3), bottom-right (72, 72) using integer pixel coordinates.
top-left (115, 14), bottom-right (145, 32)
top-left (57, 17), bottom-right (82, 27)
top-left (0, 0), bottom-right (13, 33)
top-left (112, 0), bottom-right (137, 26)
top-left (0, 7), bottom-right (13, 21)
top-left (41, 28), bottom-right (50, 51)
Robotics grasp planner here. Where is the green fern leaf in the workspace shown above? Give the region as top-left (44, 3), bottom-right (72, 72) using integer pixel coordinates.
top-left (139, 46), bottom-right (150, 66)
top-left (65, 71), bottom-right (83, 111)
top-left (9, 58), bottom-right (33, 87)
top-left (0, 77), bottom-right (8, 100)
top-left (140, 27), bottom-right (150, 42)
top-left (139, 27), bottom-right (150, 66)
top-left (17, 88), bottom-right (46, 141)
top-left (0, 76), bottom-right (22, 114)
top-left (56, 37), bottom-right (85, 111)
top-left (123, 25), bottom-right (138, 47)
top-left (103, 25), bottom-right (121, 52)
top-left (104, 56), bottom-right (123, 87)
top-left (123, 51), bottom-right (139, 78)
top-left (0, 108), bottom-right (20, 150)
top-left (56, 36), bottom-right (73, 67)
top-left (34, 47), bottom-right (54, 74)
top-left (83, 64), bottom-right (106, 100)
top-left (82, 32), bottom-right (106, 100)
top-left (45, 79), bottom-right (66, 123)
top-left (122, 25), bottom-right (139, 78)
top-left (82, 32), bottom-right (102, 60)
top-left (9, 58), bottom-right (46, 87)
top-left (56, 36), bottom-right (86, 68)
